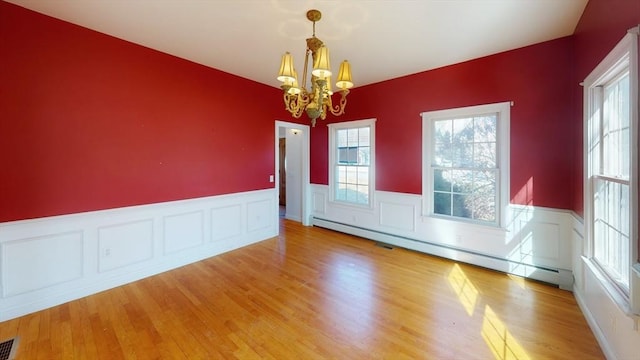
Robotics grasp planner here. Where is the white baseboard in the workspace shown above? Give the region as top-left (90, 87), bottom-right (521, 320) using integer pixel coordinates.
top-left (0, 189), bottom-right (277, 321)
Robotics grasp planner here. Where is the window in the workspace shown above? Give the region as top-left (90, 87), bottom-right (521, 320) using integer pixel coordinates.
top-left (422, 102), bottom-right (510, 227)
top-left (584, 28), bottom-right (638, 304)
top-left (329, 119), bottom-right (376, 207)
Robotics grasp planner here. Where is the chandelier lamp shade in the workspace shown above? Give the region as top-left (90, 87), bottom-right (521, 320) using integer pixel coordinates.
top-left (277, 9), bottom-right (354, 126)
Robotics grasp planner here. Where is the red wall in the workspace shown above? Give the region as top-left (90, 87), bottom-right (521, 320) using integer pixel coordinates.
top-left (3, 1), bottom-right (638, 223)
top-left (0, 2), bottom-right (285, 222)
top-left (571, 0), bottom-right (640, 216)
top-left (312, 37), bottom-right (575, 209)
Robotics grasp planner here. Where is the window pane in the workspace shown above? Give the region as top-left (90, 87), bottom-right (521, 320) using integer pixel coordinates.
top-left (452, 194), bottom-right (471, 218)
top-left (345, 184), bottom-right (358, 203)
top-left (474, 115), bottom-right (497, 142)
top-left (434, 169), bottom-right (451, 192)
top-left (621, 127), bottom-right (630, 178)
top-left (358, 127), bottom-right (370, 146)
top-left (347, 128), bottom-right (359, 147)
top-left (338, 147), bottom-right (358, 164)
top-left (434, 142), bottom-right (451, 167)
top-left (434, 192), bottom-right (451, 215)
top-left (453, 118), bottom-right (473, 143)
top-left (588, 106), bottom-right (601, 176)
top-left (337, 166), bottom-right (347, 183)
top-left (358, 146), bottom-right (370, 165)
top-left (435, 120), bottom-right (452, 143)
top-left (337, 129), bottom-right (348, 147)
top-left (603, 72), bottom-right (630, 179)
top-left (451, 169), bottom-right (473, 194)
top-left (474, 170), bottom-right (496, 197)
top-left (357, 185), bottom-right (369, 204)
top-left (473, 195), bottom-right (496, 222)
top-left (474, 142), bottom-right (496, 168)
top-left (358, 167), bottom-right (369, 186)
top-left (593, 179), bottom-right (630, 290)
top-left (345, 166), bottom-right (357, 184)
top-left (452, 143), bottom-right (473, 167)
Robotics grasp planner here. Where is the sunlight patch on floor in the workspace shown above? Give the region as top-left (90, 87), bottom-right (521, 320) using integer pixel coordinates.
top-left (447, 263), bottom-right (480, 316)
top-left (507, 274), bottom-right (527, 289)
top-left (482, 305), bottom-right (531, 360)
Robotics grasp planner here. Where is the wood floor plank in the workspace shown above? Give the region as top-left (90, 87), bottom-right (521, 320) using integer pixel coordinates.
top-left (0, 219), bottom-right (604, 359)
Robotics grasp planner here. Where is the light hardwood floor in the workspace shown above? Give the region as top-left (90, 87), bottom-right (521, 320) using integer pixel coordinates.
top-left (1, 219), bottom-right (604, 359)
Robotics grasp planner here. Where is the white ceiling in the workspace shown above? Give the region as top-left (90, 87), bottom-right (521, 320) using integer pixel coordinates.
top-left (7, 0), bottom-right (588, 88)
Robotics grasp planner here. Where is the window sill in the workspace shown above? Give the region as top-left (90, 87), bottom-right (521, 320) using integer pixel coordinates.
top-left (583, 257), bottom-right (636, 318)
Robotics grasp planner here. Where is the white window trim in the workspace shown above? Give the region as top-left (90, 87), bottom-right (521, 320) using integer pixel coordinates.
top-left (328, 118), bottom-right (376, 209)
top-left (421, 102), bottom-right (511, 228)
top-left (583, 26), bottom-right (640, 315)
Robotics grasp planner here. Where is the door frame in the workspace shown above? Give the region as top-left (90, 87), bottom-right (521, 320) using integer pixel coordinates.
top-left (275, 121), bottom-right (311, 226)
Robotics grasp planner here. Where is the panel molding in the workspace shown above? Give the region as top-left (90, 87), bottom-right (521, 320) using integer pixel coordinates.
top-left (211, 205), bottom-right (242, 242)
top-left (163, 211), bottom-right (205, 255)
top-left (247, 199), bottom-right (272, 232)
top-left (379, 201), bottom-right (415, 232)
top-left (312, 191), bottom-right (326, 215)
top-left (0, 189), bottom-right (277, 321)
top-left (2, 231), bottom-right (84, 297)
top-left (98, 219), bottom-right (154, 273)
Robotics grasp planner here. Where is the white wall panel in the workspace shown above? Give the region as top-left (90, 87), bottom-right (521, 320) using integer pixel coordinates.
top-left (164, 211), bottom-right (204, 254)
top-left (379, 201), bottom-right (415, 231)
top-left (516, 220), bottom-right (560, 268)
top-left (247, 199), bottom-right (271, 232)
top-left (211, 205), bottom-right (242, 242)
top-left (98, 220), bottom-right (154, 272)
top-left (313, 191), bottom-right (326, 215)
top-left (0, 189), bottom-right (276, 321)
top-left (531, 222), bottom-right (560, 262)
top-left (2, 232), bottom-right (83, 297)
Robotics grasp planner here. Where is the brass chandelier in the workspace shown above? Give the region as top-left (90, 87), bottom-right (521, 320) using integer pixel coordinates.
top-left (277, 9), bottom-right (354, 127)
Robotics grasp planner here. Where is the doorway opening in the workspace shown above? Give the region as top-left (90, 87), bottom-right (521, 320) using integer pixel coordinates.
top-left (275, 121), bottom-right (311, 227)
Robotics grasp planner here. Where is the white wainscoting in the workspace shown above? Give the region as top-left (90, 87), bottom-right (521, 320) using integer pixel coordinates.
top-left (311, 185), bottom-right (574, 288)
top-left (0, 189), bottom-right (277, 322)
top-left (571, 215), bottom-right (640, 360)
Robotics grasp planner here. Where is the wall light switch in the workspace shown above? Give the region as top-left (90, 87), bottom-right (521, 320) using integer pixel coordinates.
top-left (269, 175), bottom-right (274, 183)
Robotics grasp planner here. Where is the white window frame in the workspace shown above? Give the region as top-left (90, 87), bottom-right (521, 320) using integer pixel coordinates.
top-left (328, 119), bottom-right (376, 208)
top-left (421, 102), bottom-right (510, 228)
top-left (583, 26), bottom-right (640, 315)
